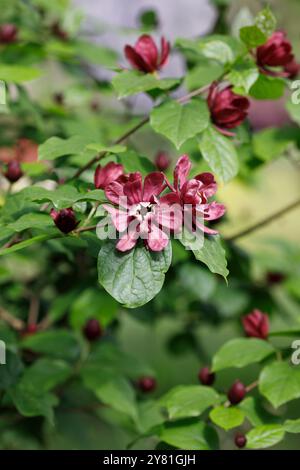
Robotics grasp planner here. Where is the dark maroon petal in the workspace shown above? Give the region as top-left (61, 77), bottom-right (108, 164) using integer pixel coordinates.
top-left (124, 45), bottom-right (153, 73)
top-left (135, 35), bottom-right (158, 71)
top-left (159, 36), bottom-right (170, 67)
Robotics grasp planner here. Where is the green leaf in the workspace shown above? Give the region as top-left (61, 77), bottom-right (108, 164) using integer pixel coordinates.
top-left (284, 419), bottom-right (300, 434)
top-left (82, 369), bottom-right (137, 421)
top-left (18, 359), bottom-right (72, 393)
top-left (120, 150), bottom-right (155, 176)
top-left (38, 135), bottom-right (91, 161)
top-left (178, 264), bottom-right (217, 301)
top-left (209, 406), bottom-right (245, 431)
top-left (239, 397), bottom-right (280, 426)
top-left (240, 25), bottom-right (267, 48)
top-left (255, 7), bottom-right (276, 37)
top-left (199, 40), bottom-right (235, 64)
top-left (198, 126), bottom-right (238, 183)
top-left (253, 128), bottom-right (293, 162)
top-left (112, 70), bottom-right (180, 99)
top-left (212, 338), bottom-right (275, 372)
top-left (0, 350), bottom-right (23, 390)
top-left (226, 60), bottom-right (259, 94)
top-left (9, 384), bottom-right (58, 424)
top-left (21, 330), bottom-right (80, 362)
top-left (0, 233), bottom-right (60, 257)
top-left (70, 288), bottom-right (118, 329)
top-left (0, 65), bottom-right (41, 83)
top-left (22, 185), bottom-right (81, 209)
top-left (181, 234), bottom-right (228, 280)
top-left (185, 61), bottom-right (223, 91)
top-left (246, 424), bottom-right (285, 449)
top-left (98, 240), bottom-right (172, 308)
top-left (75, 41), bottom-right (119, 67)
top-left (7, 213), bottom-right (53, 232)
top-left (150, 98), bottom-right (210, 149)
top-left (85, 143), bottom-right (126, 154)
top-left (159, 421), bottom-right (219, 450)
top-left (159, 385), bottom-right (219, 420)
top-left (259, 361), bottom-right (300, 408)
top-left (250, 74), bottom-right (285, 100)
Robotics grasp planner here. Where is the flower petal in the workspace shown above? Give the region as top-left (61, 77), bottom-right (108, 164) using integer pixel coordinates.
top-left (124, 45), bottom-right (152, 73)
top-left (173, 154), bottom-right (192, 190)
top-left (143, 172), bottom-right (165, 201)
top-left (103, 204), bottom-right (130, 232)
top-left (159, 36), bottom-right (170, 67)
top-left (135, 35), bottom-right (158, 71)
top-left (146, 223), bottom-right (169, 251)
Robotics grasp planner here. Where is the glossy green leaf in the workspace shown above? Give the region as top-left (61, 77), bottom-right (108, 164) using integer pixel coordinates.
top-left (112, 70), bottom-right (180, 98)
top-left (246, 425), bottom-right (285, 449)
top-left (160, 385), bottom-right (219, 419)
top-left (259, 361), bottom-right (300, 408)
top-left (198, 126), bottom-right (238, 183)
top-left (159, 421), bottom-right (219, 450)
top-left (212, 338), bottom-right (275, 372)
top-left (98, 240), bottom-right (172, 308)
top-left (151, 98), bottom-right (210, 149)
top-left (210, 406), bottom-right (245, 430)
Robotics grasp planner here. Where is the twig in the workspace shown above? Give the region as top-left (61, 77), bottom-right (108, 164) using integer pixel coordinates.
top-left (28, 296), bottom-right (40, 326)
top-left (226, 198), bottom-right (300, 242)
top-left (0, 308), bottom-right (25, 331)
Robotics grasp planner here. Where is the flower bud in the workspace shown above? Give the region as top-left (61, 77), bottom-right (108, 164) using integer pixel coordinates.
top-left (284, 59), bottom-right (300, 79)
top-left (137, 376), bottom-right (157, 393)
top-left (257, 31), bottom-right (293, 69)
top-left (94, 162), bottom-right (124, 190)
top-left (198, 366), bottom-right (215, 386)
top-left (83, 319), bottom-right (102, 341)
top-left (235, 433), bottom-right (247, 448)
top-left (50, 208), bottom-right (78, 234)
top-left (0, 24), bottom-right (18, 44)
top-left (155, 151), bottom-right (170, 171)
top-left (242, 309), bottom-right (269, 340)
top-left (207, 83), bottom-right (249, 134)
top-left (227, 380), bottom-right (246, 405)
top-left (4, 161), bottom-right (23, 182)
top-left (124, 35), bottom-right (170, 73)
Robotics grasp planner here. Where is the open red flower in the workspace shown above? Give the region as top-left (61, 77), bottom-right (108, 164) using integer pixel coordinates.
top-left (124, 35), bottom-right (170, 73)
top-left (207, 83), bottom-right (250, 136)
top-left (169, 155), bottom-right (226, 235)
top-left (94, 162), bottom-right (124, 190)
top-left (242, 309), bottom-right (269, 340)
top-left (256, 31), bottom-right (294, 77)
top-left (104, 171), bottom-right (181, 252)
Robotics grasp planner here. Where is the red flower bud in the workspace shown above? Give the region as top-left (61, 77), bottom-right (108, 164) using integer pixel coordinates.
top-left (266, 271), bottom-right (285, 285)
top-left (227, 380), bottom-right (246, 405)
top-left (0, 24), bottom-right (18, 44)
top-left (235, 433), bottom-right (247, 448)
top-left (256, 31), bottom-right (294, 72)
top-left (50, 208), bottom-right (78, 234)
top-left (242, 309), bottom-right (269, 340)
top-left (21, 324), bottom-right (38, 338)
top-left (155, 151), bottom-right (170, 171)
top-left (94, 162), bottom-right (124, 190)
top-left (207, 83), bottom-right (249, 134)
top-left (83, 319), bottom-right (102, 341)
top-left (137, 376), bottom-right (157, 393)
top-left (198, 366), bottom-right (215, 386)
top-left (4, 161), bottom-right (23, 182)
top-left (284, 59), bottom-right (300, 79)
top-left (125, 35), bottom-right (170, 73)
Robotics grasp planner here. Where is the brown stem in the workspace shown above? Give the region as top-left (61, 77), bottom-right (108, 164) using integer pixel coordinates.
top-left (28, 296), bottom-right (40, 326)
top-left (226, 198), bottom-right (300, 242)
top-left (0, 308), bottom-right (25, 331)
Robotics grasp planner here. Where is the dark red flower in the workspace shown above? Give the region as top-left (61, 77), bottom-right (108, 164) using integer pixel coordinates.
top-left (0, 24), bottom-right (18, 44)
top-left (83, 319), bottom-right (102, 341)
top-left (50, 208), bottom-right (79, 234)
top-left (198, 366), bottom-right (215, 386)
top-left (4, 161), bottom-right (23, 182)
top-left (228, 380), bottom-right (246, 405)
top-left (104, 171), bottom-right (181, 252)
top-left (170, 155), bottom-right (226, 235)
top-left (242, 309), bottom-right (269, 340)
top-left (138, 376), bottom-right (157, 393)
top-left (266, 271), bottom-right (286, 285)
top-left (256, 31), bottom-right (294, 76)
top-left (284, 59), bottom-right (300, 79)
top-left (124, 35), bottom-right (170, 73)
top-left (235, 433), bottom-right (247, 449)
top-left (155, 151), bottom-right (170, 171)
top-left (94, 162), bottom-right (124, 190)
top-left (207, 83), bottom-right (250, 135)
